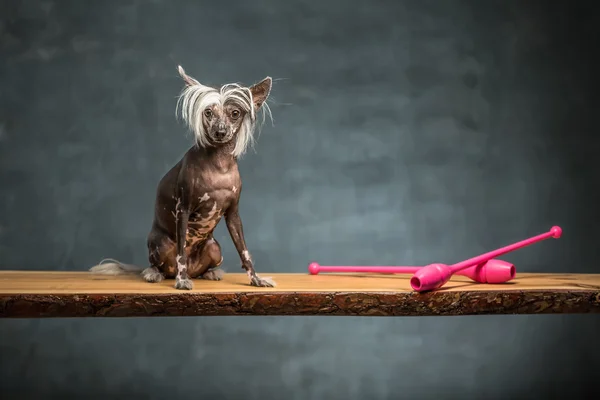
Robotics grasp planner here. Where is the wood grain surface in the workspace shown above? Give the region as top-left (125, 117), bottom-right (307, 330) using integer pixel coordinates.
top-left (1, 271), bottom-right (599, 318)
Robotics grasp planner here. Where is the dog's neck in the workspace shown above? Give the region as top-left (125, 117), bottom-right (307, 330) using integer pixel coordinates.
top-left (198, 140), bottom-right (237, 173)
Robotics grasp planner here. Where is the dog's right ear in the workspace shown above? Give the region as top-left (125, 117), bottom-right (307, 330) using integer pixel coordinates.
top-left (177, 65), bottom-right (201, 87)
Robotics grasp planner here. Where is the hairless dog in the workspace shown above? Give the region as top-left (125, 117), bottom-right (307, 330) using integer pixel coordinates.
top-left (90, 65), bottom-right (276, 290)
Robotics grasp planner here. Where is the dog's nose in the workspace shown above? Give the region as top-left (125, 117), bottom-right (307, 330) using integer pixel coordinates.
top-left (215, 128), bottom-right (226, 139)
top-left (214, 122), bottom-right (226, 139)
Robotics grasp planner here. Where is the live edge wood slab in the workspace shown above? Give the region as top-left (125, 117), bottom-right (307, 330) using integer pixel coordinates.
top-left (0, 271), bottom-right (599, 318)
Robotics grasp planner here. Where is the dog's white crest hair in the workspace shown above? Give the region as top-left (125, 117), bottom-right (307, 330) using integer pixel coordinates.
top-left (175, 65), bottom-right (272, 158)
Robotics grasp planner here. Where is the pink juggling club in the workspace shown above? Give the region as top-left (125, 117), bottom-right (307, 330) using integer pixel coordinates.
top-left (308, 225), bottom-right (562, 292)
top-left (308, 259), bottom-right (515, 284)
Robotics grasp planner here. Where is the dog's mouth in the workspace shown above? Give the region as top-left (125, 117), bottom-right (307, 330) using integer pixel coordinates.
top-left (210, 135), bottom-right (233, 144)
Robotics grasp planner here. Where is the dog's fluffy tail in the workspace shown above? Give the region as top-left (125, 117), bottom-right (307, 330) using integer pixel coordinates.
top-left (89, 258), bottom-right (144, 275)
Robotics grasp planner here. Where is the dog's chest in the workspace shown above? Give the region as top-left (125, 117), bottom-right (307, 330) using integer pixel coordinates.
top-left (185, 186), bottom-right (236, 246)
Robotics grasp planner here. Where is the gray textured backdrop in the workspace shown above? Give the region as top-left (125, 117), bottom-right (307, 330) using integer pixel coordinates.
top-left (1, 0), bottom-right (599, 398)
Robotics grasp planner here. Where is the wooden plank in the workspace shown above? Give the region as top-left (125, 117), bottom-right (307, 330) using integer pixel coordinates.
top-left (0, 271), bottom-right (599, 318)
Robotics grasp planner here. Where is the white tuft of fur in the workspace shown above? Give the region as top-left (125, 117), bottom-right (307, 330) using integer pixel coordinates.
top-left (89, 258), bottom-right (144, 275)
top-left (176, 79), bottom-right (220, 150)
top-left (175, 66), bottom-right (273, 158)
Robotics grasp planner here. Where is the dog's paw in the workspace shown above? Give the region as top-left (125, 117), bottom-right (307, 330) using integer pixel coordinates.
top-left (201, 268), bottom-right (224, 281)
top-left (175, 277), bottom-right (193, 290)
top-left (250, 274), bottom-right (277, 288)
top-left (142, 267), bottom-right (164, 283)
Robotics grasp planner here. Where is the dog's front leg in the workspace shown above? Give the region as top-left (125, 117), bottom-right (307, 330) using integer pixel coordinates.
top-left (225, 202), bottom-right (276, 287)
top-left (174, 193), bottom-right (193, 290)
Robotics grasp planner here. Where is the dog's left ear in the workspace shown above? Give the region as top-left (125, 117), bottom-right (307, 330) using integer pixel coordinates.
top-left (249, 77), bottom-right (272, 110)
top-left (177, 65), bottom-right (201, 87)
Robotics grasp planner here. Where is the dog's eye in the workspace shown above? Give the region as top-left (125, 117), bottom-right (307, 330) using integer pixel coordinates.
top-left (231, 110), bottom-right (240, 119)
top-left (204, 109), bottom-right (212, 118)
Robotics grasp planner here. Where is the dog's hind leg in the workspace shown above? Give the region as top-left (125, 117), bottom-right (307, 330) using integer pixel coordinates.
top-left (146, 229), bottom-right (178, 283)
top-left (187, 237), bottom-right (224, 280)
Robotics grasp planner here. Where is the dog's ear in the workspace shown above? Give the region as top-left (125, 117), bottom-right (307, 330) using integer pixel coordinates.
top-left (177, 65), bottom-right (201, 87)
top-left (249, 77), bottom-right (272, 110)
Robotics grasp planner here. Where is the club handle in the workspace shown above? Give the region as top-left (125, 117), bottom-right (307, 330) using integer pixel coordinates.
top-left (450, 226), bottom-right (562, 272)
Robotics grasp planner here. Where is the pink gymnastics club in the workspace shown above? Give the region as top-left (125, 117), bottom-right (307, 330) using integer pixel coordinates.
top-left (409, 225), bottom-right (562, 292)
top-left (308, 259), bottom-right (516, 284)
top-left (308, 225), bottom-right (562, 292)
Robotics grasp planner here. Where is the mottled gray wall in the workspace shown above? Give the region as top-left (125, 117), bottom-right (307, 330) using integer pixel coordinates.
top-left (1, 0), bottom-right (599, 398)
